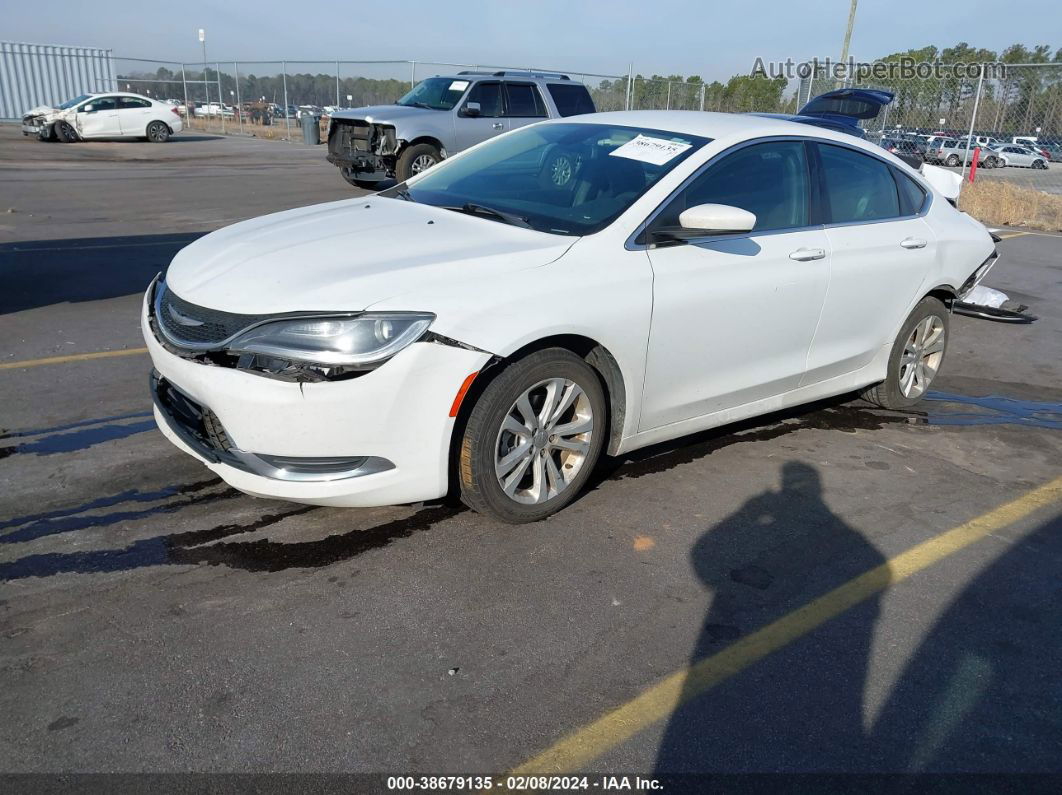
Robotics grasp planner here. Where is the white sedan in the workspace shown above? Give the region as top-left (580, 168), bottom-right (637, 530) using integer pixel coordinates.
top-left (22, 92), bottom-right (183, 143)
top-left (144, 111), bottom-right (996, 522)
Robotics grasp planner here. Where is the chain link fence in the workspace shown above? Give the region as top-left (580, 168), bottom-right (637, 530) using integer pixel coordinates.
top-left (11, 50), bottom-right (1062, 227)
top-left (792, 63), bottom-right (1062, 227)
top-left (103, 57), bottom-right (631, 140)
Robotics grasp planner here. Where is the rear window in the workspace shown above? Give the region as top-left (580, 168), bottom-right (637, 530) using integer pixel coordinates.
top-left (892, 168), bottom-right (927, 216)
top-left (504, 83), bottom-right (546, 118)
top-left (817, 143), bottom-right (900, 224)
top-left (546, 83), bottom-right (595, 117)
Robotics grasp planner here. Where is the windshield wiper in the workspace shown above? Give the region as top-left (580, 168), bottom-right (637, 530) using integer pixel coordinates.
top-left (398, 101), bottom-right (436, 110)
top-left (444, 203), bottom-right (533, 229)
top-left (380, 184), bottom-right (415, 202)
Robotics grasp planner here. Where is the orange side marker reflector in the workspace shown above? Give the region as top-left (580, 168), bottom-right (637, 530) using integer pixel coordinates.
top-left (449, 371), bottom-right (479, 417)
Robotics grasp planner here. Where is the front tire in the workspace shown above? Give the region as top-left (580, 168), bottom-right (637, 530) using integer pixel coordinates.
top-left (54, 121), bottom-right (77, 142)
top-left (861, 296), bottom-right (949, 409)
top-left (146, 121), bottom-right (170, 143)
top-left (395, 143), bottom-right (440, 182)
top-left (459, 349), bottom-right (607, 523)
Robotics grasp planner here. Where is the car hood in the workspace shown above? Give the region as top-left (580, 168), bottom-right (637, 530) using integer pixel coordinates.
top-left (164, 197), bottom-right (574, 315)
top-left (23, 105), bottom-right (57, 119)
top-left (330, 104), bottom-right (443, 126)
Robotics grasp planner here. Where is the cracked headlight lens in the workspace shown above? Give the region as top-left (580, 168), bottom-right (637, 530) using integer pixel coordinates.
top-left (227, 313), bottom-right (434, 368)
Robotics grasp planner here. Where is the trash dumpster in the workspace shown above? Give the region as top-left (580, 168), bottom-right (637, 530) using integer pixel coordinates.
top-left (301, 113), bottom-right (319, 145)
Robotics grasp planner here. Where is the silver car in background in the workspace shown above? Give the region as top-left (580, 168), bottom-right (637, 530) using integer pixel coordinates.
top-left (325, 71), bottom-right (596, 188)
top-left (987, 143), bottom-right (1050, 169)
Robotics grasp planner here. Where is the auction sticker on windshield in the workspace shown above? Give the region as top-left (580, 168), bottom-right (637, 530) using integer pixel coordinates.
top-left (449, 80), bottom-right (470, 91)
top-left (610, 134), bottom-right (692, 166)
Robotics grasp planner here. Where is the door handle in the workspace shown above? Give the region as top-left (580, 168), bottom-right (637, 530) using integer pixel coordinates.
top-left (492, 122), bottom-right (504, 129)
top-left (789, 247), bottom-right (825, 261)
top-left (900, 237), bottom-right (927, 249)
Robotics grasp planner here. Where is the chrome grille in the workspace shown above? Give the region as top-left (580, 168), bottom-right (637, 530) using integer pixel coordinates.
top-left (156, 282), bottom-right (271, 348)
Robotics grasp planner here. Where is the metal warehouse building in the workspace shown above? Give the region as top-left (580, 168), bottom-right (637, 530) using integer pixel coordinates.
top-left (0, 41), bottom-right (116, 120)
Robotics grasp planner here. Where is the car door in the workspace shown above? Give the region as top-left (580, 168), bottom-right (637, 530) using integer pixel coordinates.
top-left (116, 96), bottom-right (153, 136)
top-left (639, 139), bottom-right (829, 430)
top-left (502, 82), bottom-right (547, 132)
top-left (75, 96), bottom-right (121, 137)
top-left (1003, 146), bottom-right (1026, 166)
top-left (803, 142), bottom-right (936, 384)
top-left (454, 81), bottom-right (506, 151)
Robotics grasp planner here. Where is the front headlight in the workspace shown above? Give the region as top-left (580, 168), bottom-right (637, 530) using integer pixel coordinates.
top-left (227, 313), bottom-right (434, 368)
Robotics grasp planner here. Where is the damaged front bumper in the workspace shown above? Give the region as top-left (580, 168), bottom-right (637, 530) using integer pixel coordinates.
top-left (22, 116), bottom-right (46, 136)
top-left (326, 119), bottom-right (399, 179)
top-left (141, 287), bottom-right (491, 507)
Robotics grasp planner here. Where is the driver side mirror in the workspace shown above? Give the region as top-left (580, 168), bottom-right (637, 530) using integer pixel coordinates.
top-left (461, 101), bottom-right (481, 118)
top-left (80, 104), bottom-right (94, 113)
top-left (652, 203), bottom-right (757, 242)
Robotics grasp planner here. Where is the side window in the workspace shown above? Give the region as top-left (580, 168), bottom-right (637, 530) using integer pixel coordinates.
top-left (817, 143), bottom-right (900, 224)
top-left (546, 83), bottom-right (595, 117)
top-left (118, 97), bottom-right (151, 109)
top-left (465, 81), bottom-right (502, 117)
top-left (656, 141), bottom-right (810, 233)
top-left (90, 97), bottom-right (118, 111)
top-left (504, 83), bottom-right (545, 118)
top-left (892, 168), bottom-right (927, 216)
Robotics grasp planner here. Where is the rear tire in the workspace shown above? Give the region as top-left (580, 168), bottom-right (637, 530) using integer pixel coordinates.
top-left (395, 143), bottom-right (441, 182)
top-left (946, 154), bottom-right (960, 166)
top-left (459, 349), bottom-right (607, 523)
top-left (146, 121), bottom-right (170, 143)
top-left (861, 296), bottom-right (949, 410)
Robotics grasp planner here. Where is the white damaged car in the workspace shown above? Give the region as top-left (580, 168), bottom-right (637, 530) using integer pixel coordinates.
top-left (23, 92), bottom-right (183, 143)
top-left (144, 111), bottom-right (996, 522)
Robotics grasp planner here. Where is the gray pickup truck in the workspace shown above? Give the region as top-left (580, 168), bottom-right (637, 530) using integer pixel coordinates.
top-left (326, 71), bottom-right (596, 188)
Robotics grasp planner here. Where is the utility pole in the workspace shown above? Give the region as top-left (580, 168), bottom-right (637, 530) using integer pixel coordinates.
top-left (199, 28), bottom-right (209, 126)
top-left (838, 0), bottom-right (858, 87)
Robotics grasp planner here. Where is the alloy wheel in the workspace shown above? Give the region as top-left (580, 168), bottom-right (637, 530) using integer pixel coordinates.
top-left (411, 154), bottom-right (436, 174)
top-left (494, 378), bottom-right (594, 505)
top-left (550, 155), bottom-right (574, 187)
top-left (898, 315), bottom-right (945, 398)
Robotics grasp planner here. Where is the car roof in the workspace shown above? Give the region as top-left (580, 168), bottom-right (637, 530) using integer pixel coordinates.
top-left (548, 110), bottom-right (899, 155)
top-left (437, 71), bottom-right (579, 84)
top-left (87, 91), bottom-right (157, 100)
top-left (751, 112), bottom-right (864, 136)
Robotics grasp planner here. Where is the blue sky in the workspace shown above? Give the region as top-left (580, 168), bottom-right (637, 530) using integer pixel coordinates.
top-left (6, 0), bottom-right (1061, 81)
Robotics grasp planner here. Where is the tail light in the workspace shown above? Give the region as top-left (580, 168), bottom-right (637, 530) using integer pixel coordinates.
top-left (171, 107), bottom-right (180, 117)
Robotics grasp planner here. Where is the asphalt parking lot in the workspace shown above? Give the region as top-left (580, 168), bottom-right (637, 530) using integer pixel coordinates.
top-left (1, 125), bottom-right (1061, 779)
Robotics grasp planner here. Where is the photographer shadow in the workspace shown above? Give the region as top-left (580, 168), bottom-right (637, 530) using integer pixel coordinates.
top-left (654, 461), bottom-right (886, 772)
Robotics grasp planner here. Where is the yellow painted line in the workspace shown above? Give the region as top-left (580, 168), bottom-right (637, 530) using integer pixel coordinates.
top-left (513, 476), bottom-right (1062, 775)
top-left (996, 231), bottom-right (1030, 239)
top-left (0, 347), bottom-right (148, 371)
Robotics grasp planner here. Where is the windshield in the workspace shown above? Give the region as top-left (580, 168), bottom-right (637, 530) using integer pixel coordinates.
top-left (396, 77), bottom-right (470, 111)
top-left (58, 94), bottom-right (92, 110)
top-left (394, 123), bottom-right (710, 236)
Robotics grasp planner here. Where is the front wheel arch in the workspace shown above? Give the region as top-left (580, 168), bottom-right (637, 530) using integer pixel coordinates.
top-left (402, 135), bottom-right (446, 157)
top-left (445, 334), bottom-right (626, 500)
